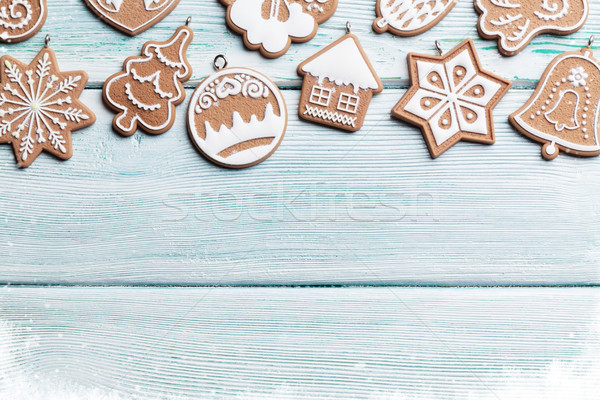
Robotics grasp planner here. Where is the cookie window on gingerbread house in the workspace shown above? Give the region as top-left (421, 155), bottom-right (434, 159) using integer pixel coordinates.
top-left (310, 86), bottom-right (332, 106)
top-left (338, 93), bottom-right (359, 114)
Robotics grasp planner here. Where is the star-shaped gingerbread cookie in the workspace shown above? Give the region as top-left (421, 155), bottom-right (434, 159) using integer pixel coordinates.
top-left (392, 39), bottom-right (511, 158)
top-left (0, 48), bottom-right (95, 167)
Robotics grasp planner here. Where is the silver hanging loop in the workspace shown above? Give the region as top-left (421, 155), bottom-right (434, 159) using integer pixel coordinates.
top-left (213, 55), bottom-right (228, 71)
top-left (186, 16), bottom-right (192, 26)
top-left (45, 34), bottom-right (51, 49)
top-left (346, 22), bottom-right (351, 34)
top-left (588, 35), bottom-right (594, 48)
top-left (435, 40), bottom-right (443, 56)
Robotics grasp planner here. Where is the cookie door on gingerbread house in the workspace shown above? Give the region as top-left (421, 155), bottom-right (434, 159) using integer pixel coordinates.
top-left (298, 34), bottom-right (383, 132)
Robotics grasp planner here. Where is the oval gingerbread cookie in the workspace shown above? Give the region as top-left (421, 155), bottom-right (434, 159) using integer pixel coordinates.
top-left (220, 0), bottom-right (338, 58)
top-left (0, 0), bottom-right (48, 43)
top-left (373, 0), bottom-right (457, 37)
top-left (84, 0), bottom-right (181, 36)
top-left (187, 62), bottom-right (287, 168)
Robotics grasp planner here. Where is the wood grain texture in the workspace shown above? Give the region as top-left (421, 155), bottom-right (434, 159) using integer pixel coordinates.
top-left (1, 0), bottom-right (598, 87)
top-left (0, 287), bottom-right (598, 399)
top-left (1, 88), bottom-right (600, 285)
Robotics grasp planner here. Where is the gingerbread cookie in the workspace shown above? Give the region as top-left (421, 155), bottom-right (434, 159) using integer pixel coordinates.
top-left (297, 31), bottom-right (383, 132)
top-left (0, 41), bottom-right (96, 167)
top-left (510, 42), bottom-right (600, 160)
top-left (0, 0), bottom-right (47, 43)
top-left (84, 0), bottom-right (181, 36)
top-left (392, 39), bottom-right (512, 158)
top-left (475, 0), bottom-right (589, 56)
top-left (187, 58), bottom-right (287, 168)
top-left (220, 0), bottom-right (338, 58)
top-left (103, 25), bottom-right (193, 136)
top-left (374, 0), bottom-right (457, 37)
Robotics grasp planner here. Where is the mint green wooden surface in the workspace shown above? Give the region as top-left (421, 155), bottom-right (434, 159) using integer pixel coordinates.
top-left (0, 0), bottom-right (599, 398)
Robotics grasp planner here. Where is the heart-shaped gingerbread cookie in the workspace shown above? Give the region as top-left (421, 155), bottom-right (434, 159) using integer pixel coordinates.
top-left (84, 0), bottom-right (181, 36)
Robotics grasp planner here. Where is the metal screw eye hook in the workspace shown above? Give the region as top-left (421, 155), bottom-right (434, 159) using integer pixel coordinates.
top-left (45, 34), bottom-right (51, 49)
top-left (588, 35), bottom-right (595, 48)
top-left (435, 40), bottom-right (443, 56)
top-left (213, 54), bottom-right (228, 71)
top-left (346, 22), bottom-right (351, 34)
top-left (186, 16), bottom-right (192, 26)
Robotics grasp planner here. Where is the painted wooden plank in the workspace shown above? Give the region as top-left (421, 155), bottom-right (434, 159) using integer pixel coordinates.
top-left (1, 88), bottom-right (600, 285)
top-left (1, 0), bottom-right (598, 86)
top-left (0, 287), bottom-right (598, 399)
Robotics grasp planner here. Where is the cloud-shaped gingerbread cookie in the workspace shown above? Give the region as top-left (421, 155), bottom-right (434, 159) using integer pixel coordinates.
top-left (220, 0), bottom-right (338, 58)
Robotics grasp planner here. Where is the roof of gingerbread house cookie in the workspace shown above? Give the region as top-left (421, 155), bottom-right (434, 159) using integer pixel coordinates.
top-left (299, 35), bottom-right (382, 94)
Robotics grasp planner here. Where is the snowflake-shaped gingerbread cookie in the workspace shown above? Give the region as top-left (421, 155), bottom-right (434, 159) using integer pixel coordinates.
top-left (392, 39), bottom-right (511, 158)
top-left (0, 48), bottom-right (96, 167)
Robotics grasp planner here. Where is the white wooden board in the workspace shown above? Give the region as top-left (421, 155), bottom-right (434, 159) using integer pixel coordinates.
top-left (0, 287), bottom-right (598, 399)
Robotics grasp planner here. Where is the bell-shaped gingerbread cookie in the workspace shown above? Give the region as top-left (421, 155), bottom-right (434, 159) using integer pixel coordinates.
top-left (510, 42), bottom-right (600, 160)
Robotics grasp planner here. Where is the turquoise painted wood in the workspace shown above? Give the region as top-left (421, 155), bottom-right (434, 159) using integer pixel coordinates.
top-left (0, 1), bottom-right (598, 285)
top-left (0, 287), bottom-right (599, 399)
top-left (0, 0), bottom-right (599, 398)
top-left (2, 0), bottom-right (599, 86)
top-left (0, 88), bottom-right (599, 285)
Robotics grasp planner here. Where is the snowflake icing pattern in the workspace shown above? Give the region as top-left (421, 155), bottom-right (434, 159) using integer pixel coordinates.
top-left (0, 49), bottom-right (95, 167)
top-left (403, 47), bottom-right (503, 146)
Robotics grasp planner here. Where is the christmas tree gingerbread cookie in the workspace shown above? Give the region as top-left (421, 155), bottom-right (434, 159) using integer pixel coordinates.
top-left (510, 39), bottom-right (600, 160)
top-left (84, 0), bottom-right (181, 36)
top-left (475, 0), bottom-right (589, 56)
top-left (0, 0), bottom-right (47, 43)
top-left (392, 39), bottom-right (512, 158)
top-left (373, 0), bottom-right (457, 37)
top-left (187, 56), bottom-right (287, 168)
top-left (220, 0), bottom-right (338, 58)
top-left (297, 29), bottom-right (383, 132)
top-left (0, 38), bottom-right (96, 167)
top-left (103, 24), bottom-right (193, 136)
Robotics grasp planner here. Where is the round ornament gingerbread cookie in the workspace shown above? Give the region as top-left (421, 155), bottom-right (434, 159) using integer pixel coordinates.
top-left (187, 57), bottom-right (287, 168)
top-left (0, 0), bottom-right (48, 43)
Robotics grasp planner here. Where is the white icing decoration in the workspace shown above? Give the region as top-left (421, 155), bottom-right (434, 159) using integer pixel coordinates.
top-left (544, 89), bottom-right (579, 131)
top-left (403, 48), bottom-right (502, 146)
top-left (229, 0), bottom-right (315, 54)
top-left (0, 0), bottom-right (46, 42)
top-left (375, 0), bottom-right (455, 34)
top-left (0, 52), bottom-right (89, 161)
top-left (194, 73), bottom-right (268, 114)
top-left (513, 53), bottom-right (600, 154)
top-left (188, 67), bottom-right (287, 167)
top-left (303, 104), bottom-right (357, 127)
top-left (568, 66), bottom-right (588, 87)
top-left (88, 0), bottom-right (177, 34)
top-left (124, 83), bottom-right (161, 111)
top-left (475, 0), bottom-right (589, 54)
top-left (305, 0), bottom-right (329, 13)
top-left (104, 27), bottom-right (191, 133)
top-left (545, 141), bottom-right (556, 155)
top-left (301, 36), bottom-right (380, 94)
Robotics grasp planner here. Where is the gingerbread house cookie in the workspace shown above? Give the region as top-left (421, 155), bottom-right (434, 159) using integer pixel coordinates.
top-left (297, 33), bottom-right (383, 132)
